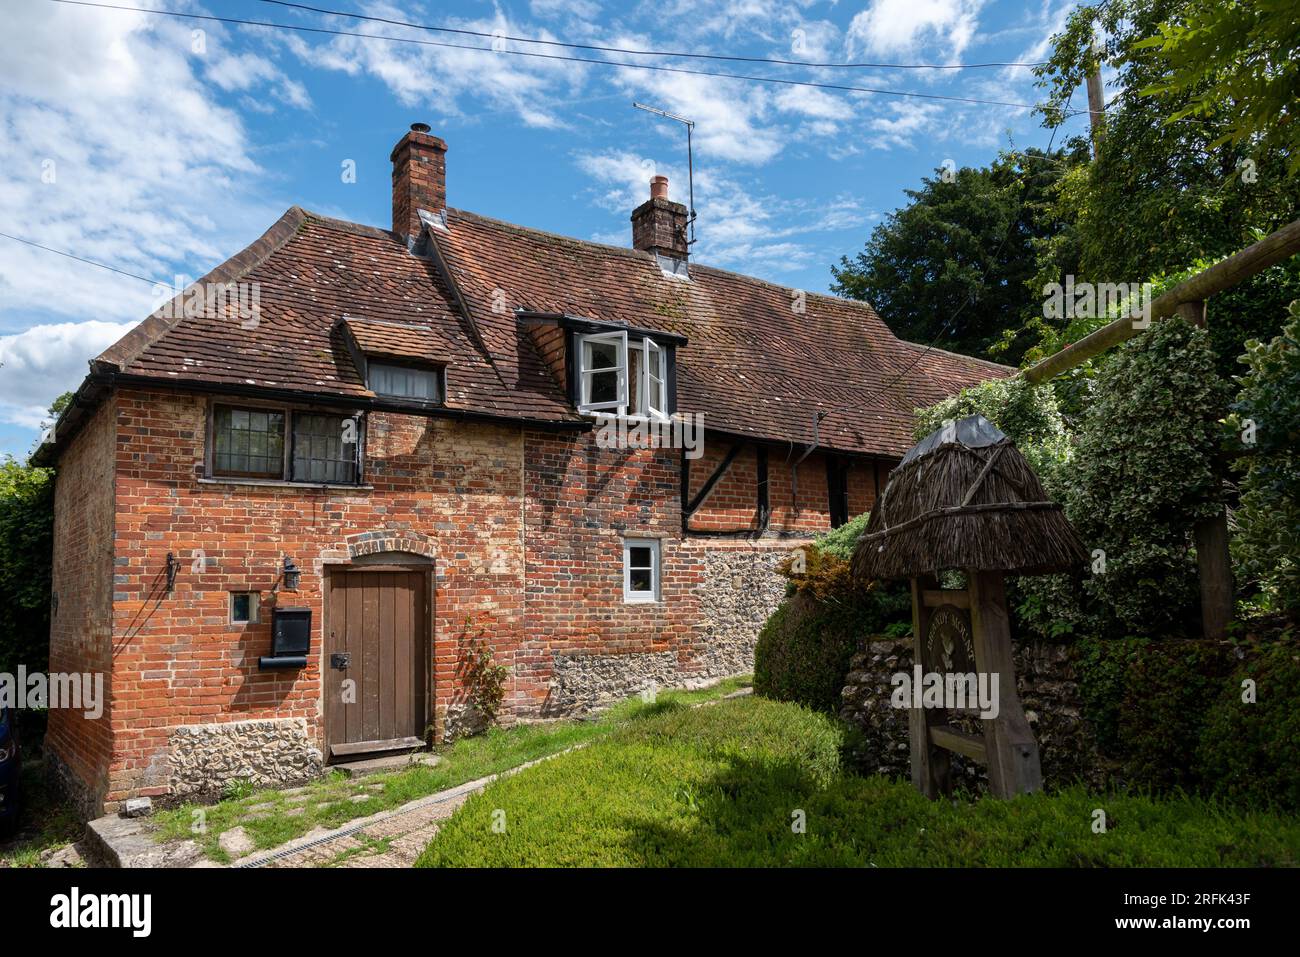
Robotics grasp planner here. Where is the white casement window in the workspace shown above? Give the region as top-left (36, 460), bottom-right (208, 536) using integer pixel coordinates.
top-left (623, 538), bottom-right (661, 603)
top-left (578, 332), bottom-right (667, 419)
top-left (579, 330), bottom-right (628, 414)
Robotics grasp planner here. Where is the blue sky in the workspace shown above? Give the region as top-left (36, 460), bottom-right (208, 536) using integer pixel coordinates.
top-left (0, 0), bottom-right (1095, 457)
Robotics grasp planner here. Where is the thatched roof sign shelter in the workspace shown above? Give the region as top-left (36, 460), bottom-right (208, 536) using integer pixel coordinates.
top-left (852, 414), bottom-right (1087, 582)
top-left (849, 415), bottom-right (1088, 801)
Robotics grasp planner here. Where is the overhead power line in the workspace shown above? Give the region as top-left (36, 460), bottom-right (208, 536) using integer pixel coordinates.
top-left (48, 0), bottom-right (1063, 114)
top-left (0, 230), bottom-right (163, 286)
top-left (260, 0), bottom-right (1048, 71)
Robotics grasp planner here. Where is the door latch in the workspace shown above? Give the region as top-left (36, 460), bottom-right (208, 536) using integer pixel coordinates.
top-left (330, 653), bottom-right (351, 671)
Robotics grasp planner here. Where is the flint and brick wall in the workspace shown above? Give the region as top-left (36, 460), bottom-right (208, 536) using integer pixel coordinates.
top-left (47, 386), bottom-right (878, 812)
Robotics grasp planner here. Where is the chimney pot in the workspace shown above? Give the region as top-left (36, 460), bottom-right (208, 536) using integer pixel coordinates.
top-left (390, 125), bottom-right (448, 241)
top-left (631, 177), bottom-right (689, 263)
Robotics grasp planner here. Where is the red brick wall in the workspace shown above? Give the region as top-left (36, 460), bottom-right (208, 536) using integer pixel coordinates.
top-left (47, 387), bottom-right (887, 810)
top-left (687, 442), bottom-right (888, 534)
top-left (45, 396), bottom-right (117, 814)
top-left (96, 388), bottom-right (527, 805)
top-left (518, 432), bottom-right (696, 712)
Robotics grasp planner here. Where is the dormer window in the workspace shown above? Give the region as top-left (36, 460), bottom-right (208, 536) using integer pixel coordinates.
top-left (578, 331), bottom-right (666, 419)
top-left (336, 317), bottom-right (448, 407)
top-left (369, 362), bottom-right (442, 403)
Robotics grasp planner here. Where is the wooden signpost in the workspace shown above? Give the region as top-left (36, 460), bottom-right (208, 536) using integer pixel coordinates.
top-left (909, 572), bottom-right (1042, 799)
top-left (853, 416), bottom-right (1086, 801)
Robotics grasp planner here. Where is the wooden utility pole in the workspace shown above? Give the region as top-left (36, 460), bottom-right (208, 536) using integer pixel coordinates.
top-left (1176, 299), bottom-right (1234, 640)
top-left (1086, 39), bottom-right (1106, 154)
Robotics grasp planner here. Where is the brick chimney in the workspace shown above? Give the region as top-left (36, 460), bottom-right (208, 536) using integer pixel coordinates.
top-left (631, 175), bottom-right (688, 261)
top-left (390, 123), bottom-right (448, 241)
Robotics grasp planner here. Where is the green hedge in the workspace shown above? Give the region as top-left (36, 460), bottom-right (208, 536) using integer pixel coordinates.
top-left (1198, 637), bottom-right (1300, 810)
top-left (754, 586), bottom-right (910, 715)
top-left (1069, 629), bottom-right (1300, 810)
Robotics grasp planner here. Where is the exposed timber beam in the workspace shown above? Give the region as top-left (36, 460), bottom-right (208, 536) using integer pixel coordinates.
top-left (1021, 218), bottom-right (1300, 384)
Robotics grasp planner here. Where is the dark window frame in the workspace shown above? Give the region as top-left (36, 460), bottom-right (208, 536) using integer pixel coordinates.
top-left (206, 400), bottom-right (366, 486)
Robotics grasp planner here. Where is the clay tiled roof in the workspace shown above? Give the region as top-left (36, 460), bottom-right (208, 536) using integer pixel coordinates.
top-left (339, 316), bottom-right (454, 365)
top-left (436, 208), bottom-right (1011, 457)
top-left (85, 204), bottom-right (1010, 458)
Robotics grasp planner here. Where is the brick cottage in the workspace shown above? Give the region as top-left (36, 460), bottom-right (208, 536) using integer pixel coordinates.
top-left (34, 125), bottom-right (1006, 814)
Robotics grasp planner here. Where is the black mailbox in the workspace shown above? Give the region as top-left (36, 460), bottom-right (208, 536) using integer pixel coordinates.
top-left (258, 606), bottom-right (311, 670)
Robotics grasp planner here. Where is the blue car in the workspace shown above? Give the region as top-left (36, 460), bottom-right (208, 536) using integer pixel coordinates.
top-left (0, 705), bottom-right (19, 837)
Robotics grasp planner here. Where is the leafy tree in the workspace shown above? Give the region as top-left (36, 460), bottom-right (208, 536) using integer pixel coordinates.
top-left (831, 147), bottom-right (1086, 363)
top-left (1135, 0), bottom-right (1300, 173)
top-left (0, 457), bottom-right (54, 674)
top-left (1033, 0), bottom-right (1300, 286)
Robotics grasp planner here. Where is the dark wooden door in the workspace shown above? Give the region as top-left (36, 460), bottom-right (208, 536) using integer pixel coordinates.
top-left (325, 570), bottom-right (428, 758)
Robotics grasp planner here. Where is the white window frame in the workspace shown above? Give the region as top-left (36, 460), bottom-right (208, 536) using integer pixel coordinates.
top-left (579, 330), bottom-right (628, 414)
top-left (622, 538), bottom-right (661, 603)
top-left (641, 338), bottom-right (666, 419)
top-left (577, 332), bottom-right (668, 420)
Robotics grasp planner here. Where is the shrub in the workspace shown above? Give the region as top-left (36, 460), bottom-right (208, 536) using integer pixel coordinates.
top-left (775, 512), bottom-right (870, 599)
top-left (1115, 639), bottom-right (1234, 793)
top-left (1071, 635), bottom-right (1148, 754)
top-left (0, 457), bottom-right (54, 676)
top-left (1198, 636), bottom-right (1300, 810)
top-left (754, 585), bottom-right (910, 715)
top-left (1062, 318), bottom-right (1230, 638)
top-left (1230, 300), bottom-right (1300, 615)
top-left (914, 374), bottom-right (1072, 487)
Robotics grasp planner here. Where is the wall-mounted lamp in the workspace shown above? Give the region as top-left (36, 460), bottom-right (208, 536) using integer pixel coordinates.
top-left (281, 555), bottom-right (301, 592)
top-left (165, 552), bottom-right (179, 594)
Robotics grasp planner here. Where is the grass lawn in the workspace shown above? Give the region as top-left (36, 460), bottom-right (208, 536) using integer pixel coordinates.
top-left (418, 695), bottom-right (1300, 867)
top-left (151, 676), bottom-right (750, 862)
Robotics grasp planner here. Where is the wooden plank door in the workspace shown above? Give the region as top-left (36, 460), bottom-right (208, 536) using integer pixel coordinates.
top-left (325, 569), bottom-right (428, 758)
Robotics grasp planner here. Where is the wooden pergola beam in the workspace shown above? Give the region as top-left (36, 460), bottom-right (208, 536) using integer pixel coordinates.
top-left (1021, 218), bottom-right (1300, 384)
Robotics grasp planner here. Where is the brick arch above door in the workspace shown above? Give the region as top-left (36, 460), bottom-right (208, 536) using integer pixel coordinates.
top-left (344, 530), bottom-right (437, 561)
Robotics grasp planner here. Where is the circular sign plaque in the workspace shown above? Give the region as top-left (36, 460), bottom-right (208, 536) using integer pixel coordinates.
top-left (925, 604), bottom-right (975, 674)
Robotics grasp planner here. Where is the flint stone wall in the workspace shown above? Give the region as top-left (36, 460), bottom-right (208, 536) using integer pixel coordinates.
top-left (544, 548), bottom-right (787, 714)
top-left (168, 718), bottom-right (324, 796)
top-left (840, 635), bottom-right (1112, 791)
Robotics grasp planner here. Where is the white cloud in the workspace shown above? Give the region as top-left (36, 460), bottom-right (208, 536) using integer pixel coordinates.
top-left (279, 3), bottom-right (591, 130)
top-left (574, 148), bottom-right (871, 274)
top-left (0, 321), bottom-right (136, 430)
top-left (848, 0), bottom-right (986, 58)
top-left (0, 2), bottom-right (297, 450)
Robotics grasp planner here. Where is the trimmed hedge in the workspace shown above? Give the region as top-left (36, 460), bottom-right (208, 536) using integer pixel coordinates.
top-left (754, 586), bottom-right (909, 715)
top-left (1198, 637), bottom-right (1300, 810)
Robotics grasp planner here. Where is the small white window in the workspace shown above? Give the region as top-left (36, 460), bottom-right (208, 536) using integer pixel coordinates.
top-left (623, 539), bottom-right (661, 603)
top-left (230, 592), bottom-right (260, 624)
top-left (579, 330), bottom-right (627, 414)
